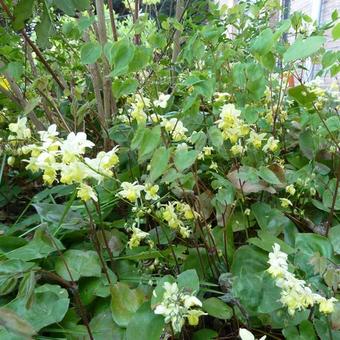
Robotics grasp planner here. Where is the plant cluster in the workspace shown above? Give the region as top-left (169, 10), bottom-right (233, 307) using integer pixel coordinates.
top-left (0, 0), bottom-right (339, 339)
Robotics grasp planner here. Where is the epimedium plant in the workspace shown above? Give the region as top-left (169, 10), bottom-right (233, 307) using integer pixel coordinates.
top-left (0, 0), bottom-right (339, 339)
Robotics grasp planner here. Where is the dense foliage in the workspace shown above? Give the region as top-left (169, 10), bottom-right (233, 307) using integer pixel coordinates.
top-left (0, 0), bottom-right (340, 339)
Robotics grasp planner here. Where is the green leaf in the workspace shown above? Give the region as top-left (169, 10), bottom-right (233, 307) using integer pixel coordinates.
top-left (283, 36), bottom-right (326, 63)
top-left (322, 178), bottom-right (340, 210)
top-left (139, 126), bottom-right (161, 162)
top-left (13, 0), bottom-right (35, 31)
top-left (6, 229), bottom-right (64, 261)
top-left (80, 41), bottom-right (102, 64)
top-left (202, 298), bottom-right (233, 320)
top-left (55, 250), bottom-right (101, 281)
top-left (258, 166), bottom-right (281, 185)
top-left (332, 22), bottom-right (340, 40)
top-left (177, 269), bottom-right (199, 293)
top-left (6, 62), bottom-right (23, 80)
top-left (80, 270), bottom-right (117, 305)
top-left (53, 0), bottom-right (89, 16)
top-left (149, 147), bottom-right (171, 182)
top-left (299, 130), bottom-right (317, 159)
top-left (0, 259), bottom-right (36, 276)
top-left (252, 202), bottom-right (295, 235)
top-left (251, 28), bottom-right (274, 56)
top-left (231, 245), bottom-right (268, 276)
top-left (329, 224), bottom-right (340, 254)
top-left (110, 39), bottom-right (135, 77)
top-left (208, 126), bottom-right (223, 148)
top-left (112, 79), bottom-right (138, 99)
top-left (0, 308), bottom-right (35, 338)
top-left (128, 46), bottom-right (152, 73)
top-left (90, 311), bottom-right (125, 340)
top-left (6, 284), bottom-right (69, 331)
top-left (35, 3), bottom-right (54, 48)
top-left (288, 85), bottom-right (317, 108)
top-left (126, 302), bottom-right (164, 340)
top-left (111, 283), bottom-right (145, 327)
top-left (174, 149), bottom-right (198, 172)
top-left (295, 233), bottom-right (333, 276)
top-left (322, 51), bottom-right (338, 68)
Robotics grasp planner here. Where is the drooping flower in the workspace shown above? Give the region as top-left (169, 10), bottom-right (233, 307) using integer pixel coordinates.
top-left (144, 183), bottom-right (160, 201)
top-left (153, 282), bottom-right (205, 333)
top-left (161, 118), bottom-right (188, 141)
top-left (60, 132), bottom-right (95, 163)
top-left (8, 117), bottom-right (31, 140)
top-left (267, 243), bottom-right (338, 316)
top-left (239, 328), bottom-right (266, 340)
top-left (262, 137), bottom-right (279, 153)
top-left (285, 184), bottom-right (296, 196)
top-left (153, 93), bottom-right (171, 108)
top-left (77, 183), bottom-right (98, 202)
top-left (128, 226), bottom-right (149, 248)
top-left (118, 181), bottom-right (145, 202)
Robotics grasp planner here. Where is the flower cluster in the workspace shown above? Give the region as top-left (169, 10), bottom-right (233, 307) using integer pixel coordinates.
top-left (267, 243), bottom-right (337, 316)
top-left (161, 201), bottom-right (198, 238)
top-left (118, 181), bottom-right (159, 203)
top-left (216, 104), bottom-right (249, 144)
top-left (215, 104), bottom-right (279, 155)
top-left (153, 282), bottom-right (206, 333)
top-left (9, 122), bottom-right (120, 203)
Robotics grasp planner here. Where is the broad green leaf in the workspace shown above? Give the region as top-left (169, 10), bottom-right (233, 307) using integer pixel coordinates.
top-left (329, 224), bottom-right (340, 254)
top-left (139, 126), bottom-right (161, 162)
top-left (231, 245), bottom-right (268, 276)
top-left (0, 308), bottom-right (35, 338)
top-left (110, 39), bottom-right (135, 76)
top-left (299, 130), bottom-right (317, 159)
top-left (90, 311), bottom-right (125, 340)
top-left (6, 229), bottom-right (64, 261)
top-left (6, 62), bottom-right (23, 80)
top-left (0, 277), bottom-right (17, 296)
top-left (149, 147), bottom-right (170, 182)
top-left (202, 298), bottom-right (233, 320)
top-left (126, 302), bottom-right (164, 340)
top-left (322, 51), bottom-right (338, 68)
top-left (174, 149), bottom-right (198, 172)
top-left (322, 178), bottom-right (340, 210)
top-left (35, 2), bottom-right (53, 48)
top-left (0, 259), bottom-right (36, 276)
top-left (332, 22), bottom-right (340, 40)
top-left (284, 36), bottom-right (326, 63)
top-left (207, 126), bottom-right (223, 148)
top-left (6, 284), bottom-right (69, 331)
top-left (80, 41), bottom-right (102, 64)
top-left (13, 0), bottom-right (35, 31)
top-left (177, 269), bottom-right (199, 293)
top-left (0, 236), bottom-right (27, 253)
top-left (55, 250), bottom-right (101, 281)
top-left (128, 46), bottom-right (152, 73)
top-left (112, 79), bottom-right (138, 99)
top-left (288, 85), bottom-right (317, 108)
top-left (248, 230), bottom-right (295, 254)
top-left (53, 0), bottom-right (89, 16)
top-left (80, 270), bottom-right (117, 305)
top-left (251, 28), bottom-right (274, 56)
top-left (258, 166), bottom-right (281, 185)
top-left (111, 283), bottom-right (145, 327)
top-left (252, 201), bottom-right (295, 235)
top-left (295, 233), bottom-right (333, 276)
